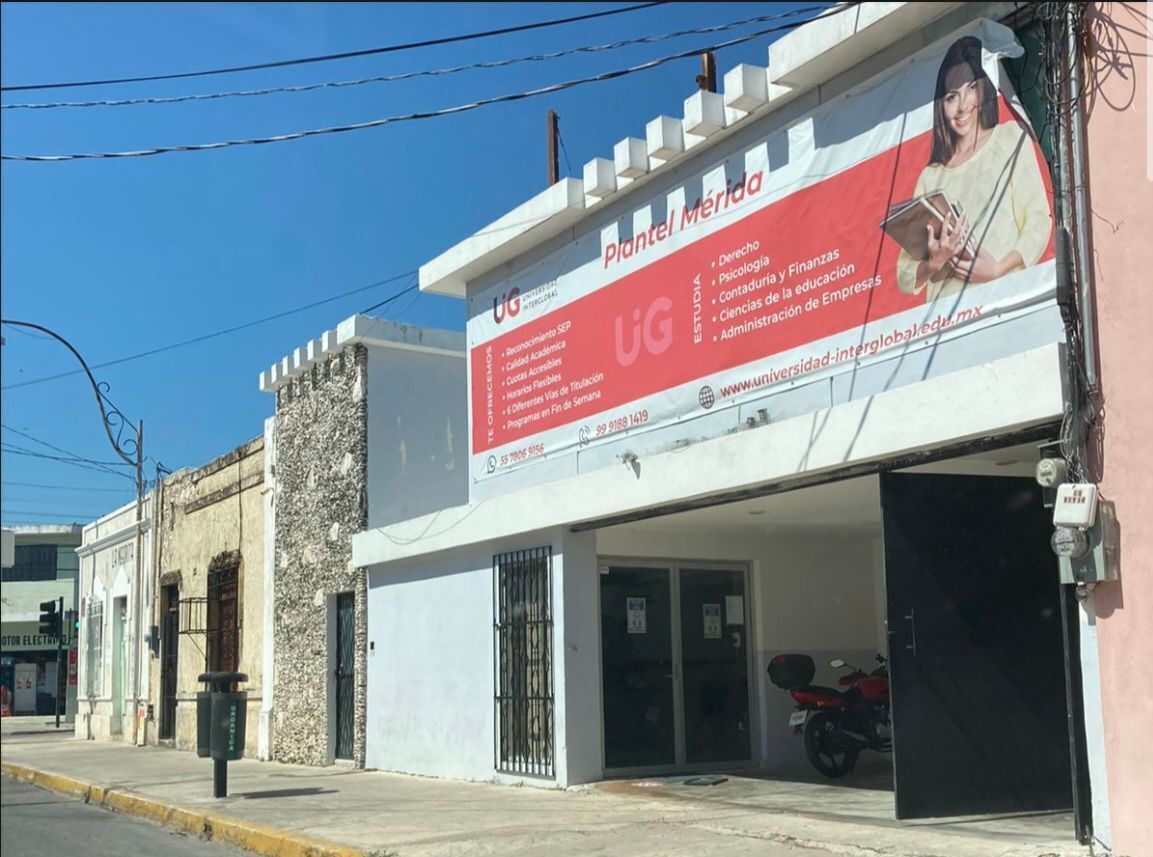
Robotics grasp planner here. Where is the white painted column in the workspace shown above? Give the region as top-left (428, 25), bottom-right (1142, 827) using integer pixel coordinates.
top-left (258, 417), bottom-right (277, 761)
top-left (554, 528), bottom-right (602, 786)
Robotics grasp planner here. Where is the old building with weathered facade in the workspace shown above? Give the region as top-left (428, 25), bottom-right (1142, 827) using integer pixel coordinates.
top-left (259, 315), bottom-right (466, 767)
top-left (75, 496), bottom-right (154, 744)
top-left (147, 437), bottom-right (266, 755)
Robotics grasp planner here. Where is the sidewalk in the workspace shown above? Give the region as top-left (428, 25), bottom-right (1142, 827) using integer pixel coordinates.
top-left (0, 735), bottom-right (1081, 857)
top-left (0, 714), bottom-right (73, 736)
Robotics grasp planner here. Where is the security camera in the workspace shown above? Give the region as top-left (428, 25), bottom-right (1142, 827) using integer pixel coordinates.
top-left (1035, 457), bottom-right (1068, 488)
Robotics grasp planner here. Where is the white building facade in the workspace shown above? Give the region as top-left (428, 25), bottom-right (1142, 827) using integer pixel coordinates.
top-left (352, 1), bottom-right (1111, 848)
top-left (74, 497), bottom-right (154, 743)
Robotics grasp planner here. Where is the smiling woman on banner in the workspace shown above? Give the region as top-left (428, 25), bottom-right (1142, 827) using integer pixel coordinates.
top-left (892, 36), bottom-right (1052, 302)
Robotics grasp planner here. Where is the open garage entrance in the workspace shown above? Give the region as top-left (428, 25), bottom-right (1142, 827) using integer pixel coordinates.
top-left (590, 442), bottom-right (1080, 831)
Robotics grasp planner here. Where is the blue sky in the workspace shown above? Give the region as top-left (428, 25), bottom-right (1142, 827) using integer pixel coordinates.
top-left (1, 1), bottom-right (824, 524)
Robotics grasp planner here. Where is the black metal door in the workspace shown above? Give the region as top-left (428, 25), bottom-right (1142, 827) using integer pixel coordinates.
top-left (881, 472), bottom-right (1073, 819)
top-left (335, 593), bottom-right (355, 760)
top-left (159, 585), bottom-right (179, 740)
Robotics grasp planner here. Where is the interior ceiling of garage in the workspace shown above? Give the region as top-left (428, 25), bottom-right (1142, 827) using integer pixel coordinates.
top-left (612, 443), bottom-right (1043, 537)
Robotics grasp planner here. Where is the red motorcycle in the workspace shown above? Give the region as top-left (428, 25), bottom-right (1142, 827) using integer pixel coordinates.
top-left (768, 653), bottom-right (890, 777)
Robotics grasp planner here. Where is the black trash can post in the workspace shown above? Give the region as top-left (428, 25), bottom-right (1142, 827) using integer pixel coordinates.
top-left (196, 672), bottom-right (248, 798)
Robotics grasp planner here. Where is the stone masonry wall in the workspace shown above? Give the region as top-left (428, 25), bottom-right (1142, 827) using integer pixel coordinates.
top-left (272, 345), bottom-right (368, 766)
top-left (149, 437), bottom-right (265, 755)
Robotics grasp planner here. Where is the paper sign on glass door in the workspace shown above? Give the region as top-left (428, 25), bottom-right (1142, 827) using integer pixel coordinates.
top-left (627, 597), bottom-right (647, 634)
top-left (703, 603), bottom-right (722, 639)
top-left (725, 595), bottom-right (745, 626)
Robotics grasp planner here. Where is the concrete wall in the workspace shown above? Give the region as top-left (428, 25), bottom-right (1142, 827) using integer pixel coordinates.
top-left (365, 526), bottom-right (604, 787)
top-left (365, 546), bottom-right (495, 782)
top-left (356, 344), bottom-right (1067, 571)
top-left (148, 437), bottom-right (265, 755)
top-left (1085, 4), bottom-right (1153, 854)
top-left (272, 344), bottom-right (368, 767)
top-left (366, 347), bottom-right (467, 529)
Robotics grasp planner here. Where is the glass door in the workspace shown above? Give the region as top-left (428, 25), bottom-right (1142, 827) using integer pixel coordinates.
top-left (600, 561), bottom-right (753, 773)
top-left (600, 566), bottom-right (676, 770)
top-left (679, 568), bottom-right (751, 764)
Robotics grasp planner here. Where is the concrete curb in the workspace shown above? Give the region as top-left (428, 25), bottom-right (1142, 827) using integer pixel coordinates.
top-left (1, 761), bottom-right (366, 857)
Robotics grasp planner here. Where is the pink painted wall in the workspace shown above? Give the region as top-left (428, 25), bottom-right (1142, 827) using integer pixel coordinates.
top-left (1086, 4), bottom-right (1153, 855)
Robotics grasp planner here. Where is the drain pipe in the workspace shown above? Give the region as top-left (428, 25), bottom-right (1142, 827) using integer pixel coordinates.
top-left (1065, 5), bottom-right (1099, 395)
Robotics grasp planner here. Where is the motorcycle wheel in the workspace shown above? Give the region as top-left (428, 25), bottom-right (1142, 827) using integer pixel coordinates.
top-left (804, 712), bottom-right (859, 777)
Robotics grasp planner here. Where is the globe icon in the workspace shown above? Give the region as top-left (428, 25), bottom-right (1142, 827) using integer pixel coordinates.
top-left (698, 385), bottom-right (716, 410)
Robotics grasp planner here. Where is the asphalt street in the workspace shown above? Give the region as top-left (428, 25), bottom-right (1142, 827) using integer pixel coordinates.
top-left (1, 775), bottom-right (245, 857)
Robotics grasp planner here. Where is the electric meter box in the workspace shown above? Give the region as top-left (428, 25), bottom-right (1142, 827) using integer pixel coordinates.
top-left (1058, 499), bottom-right (1119, 585)
top-left (1053, 483), bottom-right (1098, 528)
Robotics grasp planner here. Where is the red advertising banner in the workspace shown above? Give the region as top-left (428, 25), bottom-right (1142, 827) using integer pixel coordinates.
top-left (469, 20), bottom-right (1057, 476)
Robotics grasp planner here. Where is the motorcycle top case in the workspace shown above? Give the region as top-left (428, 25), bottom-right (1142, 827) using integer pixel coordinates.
top-left (768, 653), bottom-right (816, 690)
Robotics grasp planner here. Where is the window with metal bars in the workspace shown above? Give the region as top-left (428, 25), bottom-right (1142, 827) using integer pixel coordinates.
top-left (85, 599), bottom-right (103, 697)
top-left (493, 547), bottom-right (554, 778)
top-left (206, 559), bottom-right (240, 674)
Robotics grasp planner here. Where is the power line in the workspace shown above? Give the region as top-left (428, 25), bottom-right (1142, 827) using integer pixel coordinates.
top-left (0, 440), bottom-right (130, 470)
top-left (0, 445), bottom-right (137, 480)
top-left (2, 480), bottom-right (130, 492)
top-left (2, 7), bottom-right (826, 111)
top-left (1, 496), bottom-right (126, 509)
top-left (1, 509), bottom-right (100, 520)
top-left (1, 423), bottom-right (130, 468)
top-left (2, 273), bottom-right (416, 390)
top-left (0, 3), bottom-right (667, 93)
top-left (360, 280), bottom-right (418, 314)
top-left (1, 5), bottom-right (855, 163)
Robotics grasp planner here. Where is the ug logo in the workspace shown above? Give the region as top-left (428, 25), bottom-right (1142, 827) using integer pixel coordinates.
top-left (614, 297), bottom-right (673, 367)
top-left (492, 288), bottom-right (521, 324)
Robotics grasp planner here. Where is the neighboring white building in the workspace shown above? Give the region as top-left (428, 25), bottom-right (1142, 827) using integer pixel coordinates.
top-left (350, 1), bottom-right (1109, 849)
top-left (257, 315), bottom-right (467, 767)
top-left (74, 496), bottom-right (154, 742)
top-left (1, 524), bottom-right (83, 718)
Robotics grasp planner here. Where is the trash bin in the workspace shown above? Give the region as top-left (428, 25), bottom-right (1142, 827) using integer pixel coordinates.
top-left (196, 672), bottom-right (248, 796)
top-left (209, 689), bottom-right (247, 761)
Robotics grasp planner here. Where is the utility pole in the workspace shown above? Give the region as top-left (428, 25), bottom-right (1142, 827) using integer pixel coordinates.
top-left (132, 419), bottom-right (145, 744)
top-left (547, 110), bottom-right (560, 186)
top-left (697, 52), bottom-right (717, 93)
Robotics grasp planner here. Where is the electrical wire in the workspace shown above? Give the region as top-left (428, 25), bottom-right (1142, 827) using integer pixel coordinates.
top-left (0, 445), bottom-right (137, 480)
top-left (1, 509), bottom-right (106, 520)
top-left (1, 5), bottom-right (857, 162)
top-left (0, 440), bottom-right (130, 468)
top-left (1, 423), bottom-right (130, 468)
top-left (2, 480), bottom-right (130, 492)
top-left (2, 272), bottom-right (416, 390)
top-left (1, 6), bottom-right (827, 111)
top-left (360, 281), bottom-right (418, 315)
top-left (0, 3), bottom-right (667, 93)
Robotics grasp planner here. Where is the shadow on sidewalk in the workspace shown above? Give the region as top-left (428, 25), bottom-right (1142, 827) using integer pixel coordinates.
top-left (236, 787), bottom-right (339, 800)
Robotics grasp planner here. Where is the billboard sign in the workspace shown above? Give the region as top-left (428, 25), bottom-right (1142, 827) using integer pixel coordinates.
top-left (467, 19), bottom-right (1057, 482)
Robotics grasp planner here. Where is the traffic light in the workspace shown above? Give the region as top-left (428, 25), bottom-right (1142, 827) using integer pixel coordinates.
top-left (38, 599), bottom-right (60, 636)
